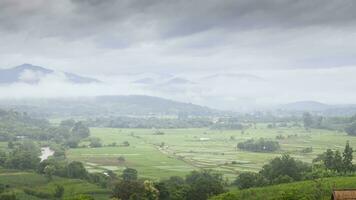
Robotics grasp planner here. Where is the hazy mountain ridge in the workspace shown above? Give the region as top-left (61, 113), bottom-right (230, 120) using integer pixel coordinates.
top-left (0, 95), bottom-right (218, 117)
top-left (278, 101), bottom-right (356, 116)
top-left (0, 64), bottom-right (100, 84)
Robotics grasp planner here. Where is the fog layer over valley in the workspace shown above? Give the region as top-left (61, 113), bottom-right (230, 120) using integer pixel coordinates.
top-left (1, 64), bottom-right (356, 111)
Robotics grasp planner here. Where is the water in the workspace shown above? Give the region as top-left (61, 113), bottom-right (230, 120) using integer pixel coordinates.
top-left (40, 147), bottom-right (54, 162)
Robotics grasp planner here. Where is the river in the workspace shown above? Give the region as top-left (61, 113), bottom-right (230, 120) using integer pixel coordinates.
top-left (40, 147), bottom-right (55, 162)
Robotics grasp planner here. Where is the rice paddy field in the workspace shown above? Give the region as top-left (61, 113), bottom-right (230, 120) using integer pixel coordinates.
top-left (67, 124), bottom-right (356, 181)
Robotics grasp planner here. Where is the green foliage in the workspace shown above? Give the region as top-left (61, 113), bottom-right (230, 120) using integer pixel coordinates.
top-left (260, 154), bottom-right (311, 183)
top-left (54, 184), bottom-right (64, 198)
top-left (343, 141), bottom-right (353, 173)
top-left (44, 164), bottom-right (56, 181)
top-left (67, 161), bottom-right (88, 179)
top-left (0, 193), bottom-right (17, 200)
top-left (301, 147), bottom-right (313, 153)
top-left (303, 112), bottom-right (313, 129)
top-left (345, 122), bottom-right (356, 136)
top-left (161, 176), bottom-right (189, 200)
top-left (89, 137), bottom-right (102, 148)
top-left (122, 168), bottom-right (138, 181)
top-left (5, 141), bottom-right (40, 170)
top-left (23, 188), bottom-right (53, 198)
top-left (0, 151), bottom-right (6, 166)
top-left (0, 184), bottom-right (5, 194)
top-left (112, 180), bottom-right (145, 200)
top-left (185, 170), bottom-right (225, 200)
top-left (72, 122), bottom-right (90, 139)
top-left (63, 194), bottom-right (95, 200)
top-left (320, 142), bottom-right (354, 174)
top-left (233, 172), bottom-right (267, 189)
top-left (143, 180), bottom-right (159, 200)
top-left (237, 138), bottom-right (280, 152)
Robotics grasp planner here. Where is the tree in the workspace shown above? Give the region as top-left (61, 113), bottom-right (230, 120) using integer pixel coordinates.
top-left (7, 141), bottom-right (14, 149)
top-left (72, 122), bottom-right (90, 139)
top-left (237, 138), bottom-right (280, 152)
top-left (233, 172), bottom-right (267, 189)
top-left (122, 168), bottom-right (138, 181)
top-left (0, 184), bottom-right (5, 194)
top-left (143, 180), bottom-right (159, 200)
top-left (112, 180), bottom-right (145, 200)
top-left (154, 182), bottom-right (170, 200)
top-left (343, 141), bottom-right (354, 173)
top-left (345, 122), bottom-right (356, 136)
top-left (323, 149), bottom-right (334, 170)
top-left (65, 137), bottom-right (80, 148)
top-left (5, 141), bottom-right (40, 170)
top-left (67, 161), bottom-right (88, 179)
top-left (333, 150), bottom-right (343, 173)
top-left (185, 170), bottom-right (225, 200)
top-left (44, 164), bottom-right (56, 181)
top-left (89, 137), bottom-right (102, 148)
top-left (260, 154), bottom-right (310, 183)
top-left (303, 112), bottom-right (313, 130)
top-left (163, 176), bottom-right (189, 200)
top-left (60, 119), bottom-right (76, 128)
top-left (0, 151), bottom-right (7, 166)
top-left (54, 185), bottom-right (64, 198)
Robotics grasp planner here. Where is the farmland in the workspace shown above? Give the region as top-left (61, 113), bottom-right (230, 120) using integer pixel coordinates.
top-left (66, 125), bottom-right (356, 181)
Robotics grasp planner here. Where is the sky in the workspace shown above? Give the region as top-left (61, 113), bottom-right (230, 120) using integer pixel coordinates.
top-left (0, 0), bottom-right (356, 109)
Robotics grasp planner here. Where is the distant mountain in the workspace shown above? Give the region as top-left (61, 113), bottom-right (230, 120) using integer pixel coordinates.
top-left (0, 95), bottom-right (219, 117)
top-left (164, 77), bottom-right (195, 85)
top-left (0, 63), bottom-right (100, 84)
top-left (132, 78), bottom-right (156, 85)
top-left (280, 101), bottom-right (330, 111)
top-left (201, 73), bottom-right (265, 82)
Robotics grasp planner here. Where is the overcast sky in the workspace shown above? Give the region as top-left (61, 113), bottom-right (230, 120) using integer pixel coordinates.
top-left (0, 0), bottom-right (356, 108)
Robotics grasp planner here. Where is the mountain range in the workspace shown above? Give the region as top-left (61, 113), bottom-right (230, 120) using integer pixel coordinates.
top-left (0, 64), bottom-right (99, 84)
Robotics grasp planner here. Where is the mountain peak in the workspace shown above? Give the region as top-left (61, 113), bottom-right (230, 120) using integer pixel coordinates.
top-left (13, 63), bottom-right (53, 73)
top-left (0, 64), bottom-right (99, 84)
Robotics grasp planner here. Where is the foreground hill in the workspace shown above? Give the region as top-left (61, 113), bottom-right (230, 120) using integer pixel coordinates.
top-left (211, 176), bottom-right (356, 200)
top-left (0, 95), bottom-right (218, 117)
top-left (0, 168), bottom-right (110, 200)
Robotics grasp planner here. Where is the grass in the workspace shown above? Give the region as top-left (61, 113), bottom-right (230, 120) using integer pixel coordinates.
top-left (67, 128), bottom-right (196, 179)
top-left (211, 176), bottom-right (356, 200)
top-left (65, 125), bottom-right (356, 181)
top-left (0, 168), bottom-right (110, 200)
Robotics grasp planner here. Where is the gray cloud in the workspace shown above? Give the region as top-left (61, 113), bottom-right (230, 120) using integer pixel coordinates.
top-left (0, 0), bottom-right (356, 106)
top-left (1, 0), bottom-right (356, 41)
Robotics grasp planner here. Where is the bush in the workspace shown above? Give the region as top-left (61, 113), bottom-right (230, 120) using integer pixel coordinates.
top-left (233, 172), bottom-right (267, 189)
top-left (0, 193), bottom-right (17, 200)
top-left (23, 188), bottom-right (53, 198)
top-left (54, 185), bottom-right (64, 198)
top-left (237, 139), bottom-right (280, 152)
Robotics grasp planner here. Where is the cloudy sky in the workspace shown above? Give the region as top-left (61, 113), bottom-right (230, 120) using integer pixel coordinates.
top-left (0, 0), bottom-right (356, 109)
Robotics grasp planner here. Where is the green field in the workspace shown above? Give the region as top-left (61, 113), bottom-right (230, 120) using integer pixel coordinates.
top-left (0, 168), bottom-right (110, 200)
top-left (66, 125), bottom-right (356, 181)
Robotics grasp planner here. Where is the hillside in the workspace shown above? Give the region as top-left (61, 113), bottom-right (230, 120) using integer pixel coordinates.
top-left (211, 176), bottom-right (356, 200)
top-left (0, 95), bottom-right (218, 117)
top-left (0, 168), bottom-right (110, 200)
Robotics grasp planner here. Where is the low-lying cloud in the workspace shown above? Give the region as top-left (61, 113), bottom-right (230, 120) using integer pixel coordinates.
top-left (1, 66), bottom-right (356, 110)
